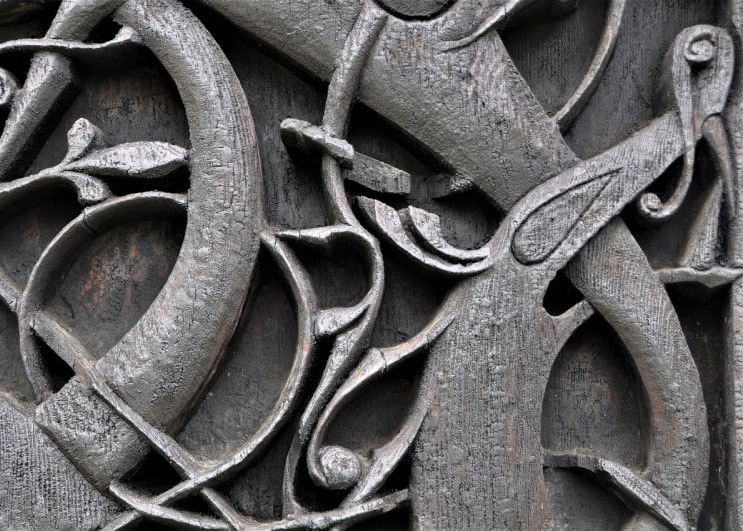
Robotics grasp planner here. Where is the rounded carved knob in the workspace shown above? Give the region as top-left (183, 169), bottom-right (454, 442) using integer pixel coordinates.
top-left (318, 445), bottom-right (364, 490)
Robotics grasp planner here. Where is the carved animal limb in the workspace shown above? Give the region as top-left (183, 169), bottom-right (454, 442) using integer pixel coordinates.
top-left (412, 25), bottom-right (733, 529)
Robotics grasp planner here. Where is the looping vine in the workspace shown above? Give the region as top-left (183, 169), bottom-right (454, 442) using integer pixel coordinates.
top-left (0, 0), bottom-right (734, 528)
top-left (0, 0), bottom-right (449, 528)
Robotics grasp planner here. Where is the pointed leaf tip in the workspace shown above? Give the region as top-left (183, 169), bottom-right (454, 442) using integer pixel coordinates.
top-left (66, 141), bottom-right (188, 179)
top-left (65, 118), bottom-right (107, 162)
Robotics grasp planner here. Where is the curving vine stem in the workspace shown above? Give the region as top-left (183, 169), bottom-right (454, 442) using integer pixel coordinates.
top-left (0, 0), bottom-right (729, 529)
top-left (282, 0), bottom-right (389, 509)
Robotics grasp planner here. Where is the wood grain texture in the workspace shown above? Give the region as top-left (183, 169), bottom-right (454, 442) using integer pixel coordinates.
top-left (0, 0), bottom-right (737, 528)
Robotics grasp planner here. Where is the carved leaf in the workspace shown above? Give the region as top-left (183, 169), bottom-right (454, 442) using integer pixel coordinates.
top-left (64, 118), bottom-right (107, 162)
top-left (66, 142), bottom-right (188, 178)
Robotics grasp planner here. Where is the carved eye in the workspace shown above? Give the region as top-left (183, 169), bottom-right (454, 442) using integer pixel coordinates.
top-left (685, 32), bottom-right (716, 65)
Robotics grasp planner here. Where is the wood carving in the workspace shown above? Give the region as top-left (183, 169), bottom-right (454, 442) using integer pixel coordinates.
top-left (0, 0), bottom-right (741, 529)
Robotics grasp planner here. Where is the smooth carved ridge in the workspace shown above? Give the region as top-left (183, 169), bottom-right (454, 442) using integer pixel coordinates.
top-left (356, 196), bottom-right (492, 277)
top-left (20, 192), bottom-right (187, 400)
top-left (658, 266), bottom-right (743, 287)
top-left (552, 0), bottom-right (627, 131)
top-left (347, 153), bottom-right (411, 196)
top-left (0, 26), bottom-right (141, 60)
top-left (544, 452), bottom-right (689, 530)
top-left (107, 232), bottom-right (319, 530)
top-left (21, 0), bottom-right (266, 495)
top-left (280, 118), bottom-right (355, 167)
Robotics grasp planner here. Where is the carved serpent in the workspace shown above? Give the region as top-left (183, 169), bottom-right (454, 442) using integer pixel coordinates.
top-left (0, 1), bottom-right (723, 528)
top-left (225, 3), bottom-right (716, 528)
top-left (411, 24), bottom-right (729, 531)
top-left (0, 0), bottom-right (263, 490)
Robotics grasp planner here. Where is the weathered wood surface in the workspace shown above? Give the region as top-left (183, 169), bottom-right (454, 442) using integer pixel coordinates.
top-left (0, 0), bottom-right (739, 529)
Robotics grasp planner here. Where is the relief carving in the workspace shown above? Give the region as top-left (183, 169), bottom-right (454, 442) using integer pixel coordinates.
top-left (0, 0), bottom-right (740, 529)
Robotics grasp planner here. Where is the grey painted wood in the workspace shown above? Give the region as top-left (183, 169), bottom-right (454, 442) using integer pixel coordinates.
top-left (0, 0), bottom-right (738, 529)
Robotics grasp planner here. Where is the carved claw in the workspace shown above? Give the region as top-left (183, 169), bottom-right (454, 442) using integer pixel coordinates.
top-left (403, 205), bottom-right (490, 263)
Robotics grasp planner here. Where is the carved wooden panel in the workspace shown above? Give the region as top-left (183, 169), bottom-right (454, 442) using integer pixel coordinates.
top-left (0, 0), bottom-right (741, 529)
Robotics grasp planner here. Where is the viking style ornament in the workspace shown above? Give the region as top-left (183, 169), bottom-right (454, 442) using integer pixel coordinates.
top-left (0, 0), bottom-right (741, 529)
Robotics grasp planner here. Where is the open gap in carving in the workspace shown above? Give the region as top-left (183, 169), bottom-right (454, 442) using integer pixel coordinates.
top-left (543, 268), bottom-right (584, 316)
top-left (374, 0), bottom-right (455, 21)
top-left (102, 165), bottom-right (191, 197)
top-left (44, 217), bottom-right (186, 358)
top-left (346, 180), bottom-right (407, 206)
top-left (324, 354), bottom-right (424, 454)
top-left (35, 338), bottom-right (73, 393)
top-left (626, 144), bottom-right (720, 269)
top-left (405, 190), bottom-right (502, 252)
top-left (0, 190), bottom-right (79, 287)
top-left (291, 335), bottom-right (350, 512)
top-left (124, 450), bottom-right (181, 497)
top-left (667, 284), bottom-right (729, 528)
top-left (294, 245), bottom-right (370, 310)
top-left (170, 493), bottom-right (218, 519)
top-left (352, 505), bottom-right (410, 530)
top-left (541, 315), bottom-right (649, 469)
top-left (501, 0), bottom-right (604, 116)
top-left (87, 17), bottom-right (122, 44)
top-left (348, 104), bottom-right (452, 179)
top-left (176, 256), bottom-right (295, 461)
top-left (370, 255), bottom-right (449, 347)
top-left (543, 467), bottom-right (633, 528)
top-left (0, 6), bottom-right (58, 86)
top-left (0, 302), bottom-right (33, 402)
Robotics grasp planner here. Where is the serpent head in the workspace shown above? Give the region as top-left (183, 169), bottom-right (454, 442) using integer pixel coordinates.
top-left (638, 25), bottom-right (734, 222)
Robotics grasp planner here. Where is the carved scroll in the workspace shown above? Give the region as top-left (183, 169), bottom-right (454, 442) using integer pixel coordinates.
top-left (0, 0), bottom-right (740, 529)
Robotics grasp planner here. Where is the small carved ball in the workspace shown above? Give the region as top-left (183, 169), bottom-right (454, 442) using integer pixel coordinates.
top-left (318, 445), bottom-right (363, 490)
top-left (376, 0), bottom-right (452, 19)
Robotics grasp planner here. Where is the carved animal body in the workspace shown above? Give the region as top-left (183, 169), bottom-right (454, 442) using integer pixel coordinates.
top-left (0, 0), bottom-right (263, 489)
top-left (206, 1), bottom-right (718, 527)
top-left (409, 21), bottom-right (732, 531)
top-left (0, 0), bottom-right (731, 528)
top-left (412, 114), bottom-right (710, 529)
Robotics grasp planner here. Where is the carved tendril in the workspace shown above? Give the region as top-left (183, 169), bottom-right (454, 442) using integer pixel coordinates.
top-left (636, 26), bottom-right (735, 224)
top-left (277, 0), bottom-right (496, 521)
top-left (281, 1), bottom-right (390, 507)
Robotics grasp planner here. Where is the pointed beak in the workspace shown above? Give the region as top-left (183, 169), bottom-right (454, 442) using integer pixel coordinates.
top-left (702, 114), bottom-right (737, 220)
